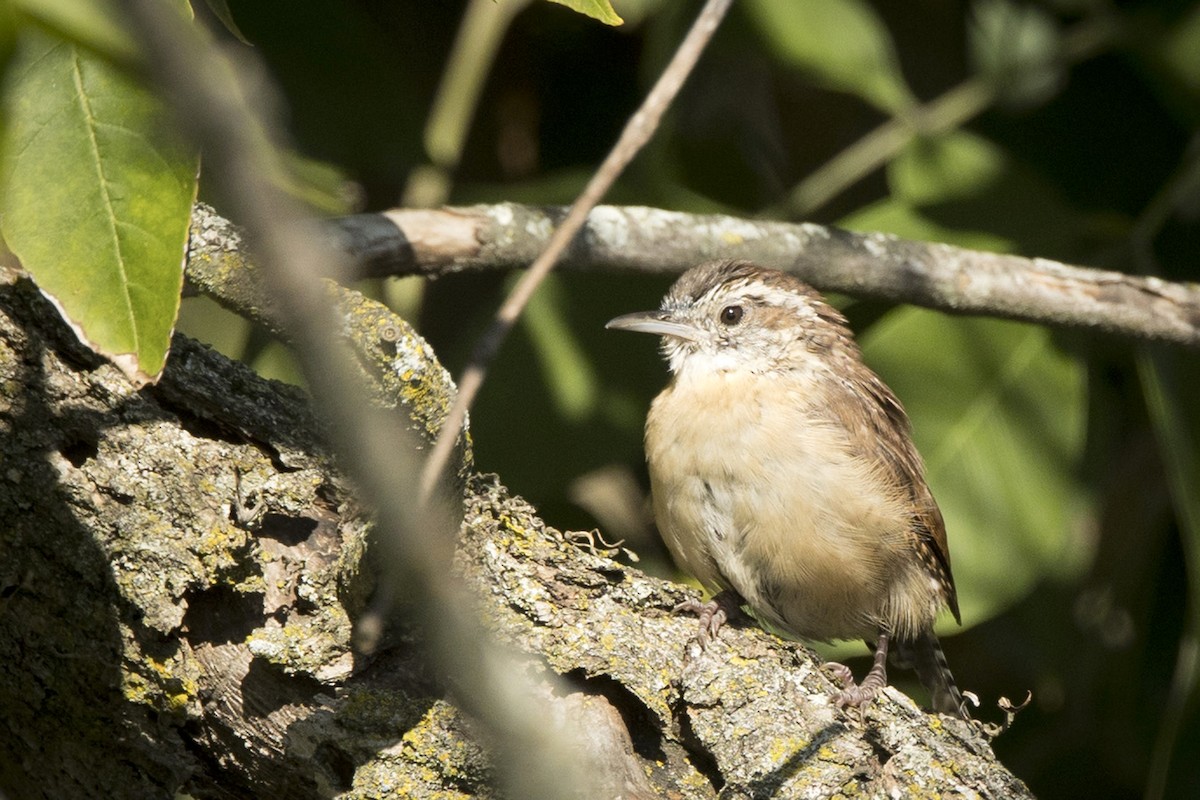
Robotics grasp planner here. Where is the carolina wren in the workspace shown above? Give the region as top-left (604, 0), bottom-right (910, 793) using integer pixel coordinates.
top-left (607, 260), bottom-right (966, 717)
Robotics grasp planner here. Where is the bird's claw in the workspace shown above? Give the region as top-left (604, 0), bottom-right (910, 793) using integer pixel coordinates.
top-left (673, 597), bottom-right (727, 649)
top-left (673, 590), bottom-right (743, 649)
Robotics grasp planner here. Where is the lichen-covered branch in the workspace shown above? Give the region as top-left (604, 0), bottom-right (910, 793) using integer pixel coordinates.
top-left (1, 226), bottom-right (1032, 796)
top-left (331, 202), bottom-right (1200, 348)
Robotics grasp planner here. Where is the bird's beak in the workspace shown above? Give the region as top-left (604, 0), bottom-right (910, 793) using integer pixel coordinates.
top-left (605, 310), bottom-right (700, 341)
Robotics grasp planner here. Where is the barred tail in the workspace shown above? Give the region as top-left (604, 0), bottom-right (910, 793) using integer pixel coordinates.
top-left (900, 631), bottom-right (968, 719)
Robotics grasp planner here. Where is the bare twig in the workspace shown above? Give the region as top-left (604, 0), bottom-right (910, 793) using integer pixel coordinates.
top-left (321, 203), bottom-right (1200, 349)
top-left (417, 0), bottom-right (736, 501)
top-left (115, 2), bottom-right (595, 798)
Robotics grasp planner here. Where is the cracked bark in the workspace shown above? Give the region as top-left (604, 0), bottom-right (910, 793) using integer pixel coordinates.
top-left (0, 210), bottom-right (1033, 798)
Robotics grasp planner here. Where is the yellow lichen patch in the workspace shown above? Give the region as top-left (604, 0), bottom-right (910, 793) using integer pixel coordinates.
top-left (398, 702), bottom-right (480, 785)
top-left (197, 521), bottom-right (246, 562)
top-left (833, 778), bottom-right (865, 798)
top-left (233, 573), bottom-right (267, 593)
top-left (122, 672), bottom-right (151, 705)
top-left (767, 736), bottom-right (812, 763)
top-left (122, 653), bottom-right (200, 716)
top-left (499, 514), bottom-right (529, 538)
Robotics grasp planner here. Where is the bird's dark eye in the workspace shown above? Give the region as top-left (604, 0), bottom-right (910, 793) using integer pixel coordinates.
top-left (719, 305), bottom-right (744, 326)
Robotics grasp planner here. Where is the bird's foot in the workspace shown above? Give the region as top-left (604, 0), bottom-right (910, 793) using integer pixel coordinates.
top-left (673, 590), bottom-right (743, 649)
top-left (831, 666), bottom-right (887, 709)
top-left (824, 661), bottom-right (855, 688)
top-left (828, 633), bottom-right (890, 711)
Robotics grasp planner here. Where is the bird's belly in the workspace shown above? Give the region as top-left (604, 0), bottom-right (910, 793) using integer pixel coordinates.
top-left (646, 374), bottom-right (918, 642)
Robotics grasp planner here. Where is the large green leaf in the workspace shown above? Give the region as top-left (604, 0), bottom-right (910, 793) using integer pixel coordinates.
top-left (1, 26), bottom-right (198, 385)
top-left (839, 131), bottom-right (1018, 251)
top-left (861, 308), bottom-right (1089, 626)
top-left (889, 131), bottom-right (1008, 207)
top-left (744, 0), bottom-right (913, 114)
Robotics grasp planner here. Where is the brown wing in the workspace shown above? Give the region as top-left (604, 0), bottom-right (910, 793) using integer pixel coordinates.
top-left (778, 278), bottom-right (960, 623)
top-left (832, 362), bottom-right (961, 624)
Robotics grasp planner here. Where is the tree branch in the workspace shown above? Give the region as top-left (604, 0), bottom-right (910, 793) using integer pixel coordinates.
top-left (330, 203), bottom-right (1200, 348)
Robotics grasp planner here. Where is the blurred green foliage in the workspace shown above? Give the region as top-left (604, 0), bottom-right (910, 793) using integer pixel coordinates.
top-left (4, 0), bottom-right (1198, 796)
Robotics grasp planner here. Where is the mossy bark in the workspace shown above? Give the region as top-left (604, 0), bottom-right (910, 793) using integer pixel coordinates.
top-left (0, 210), bottom-right (1033, 799)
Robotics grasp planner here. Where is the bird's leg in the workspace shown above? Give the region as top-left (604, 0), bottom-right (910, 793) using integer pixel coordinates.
top-left (830, 632), bottom-right (891, 710)
top-left (674, 589), bottom-right (744, 649)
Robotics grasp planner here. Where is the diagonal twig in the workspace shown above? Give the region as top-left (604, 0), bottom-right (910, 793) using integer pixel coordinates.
top-left (417, 0), bottom-right (736, 502)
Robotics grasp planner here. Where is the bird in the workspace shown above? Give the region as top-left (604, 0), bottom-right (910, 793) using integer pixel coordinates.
top-left (606, 259), bottom-right (966, 717)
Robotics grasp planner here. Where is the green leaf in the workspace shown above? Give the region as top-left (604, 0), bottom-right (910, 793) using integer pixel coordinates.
top-left (280, 150), bottom-right (363, 215)
top-left (545, 0), bottom-right (623, 26)
top-left (889, 131), bottom-right (1008, 207)
top-left (745, 0), bottom-right (913, 113)
top-left (0, 27), bottom-right (199, 384)
top-left (11, 0), bottom-right (139, 64)
top-left (968, 0), bottom-right (1062, 109)
top-left (861, 309), bottom-right (1089, 627)
top-left (202, 0), bottom-right (253, 46)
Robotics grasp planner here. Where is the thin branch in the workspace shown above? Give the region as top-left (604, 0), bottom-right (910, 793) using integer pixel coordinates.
top-left (765, 10), bottom-right (1119, 219)
top-left (769, 78), bottom-right (995, 219)
top-left (324, 203), bottom-right (1200, 348)
top-left (418, 0), bottom-right (736, 501)
top-left (115, 2), bottom-right (596, 798)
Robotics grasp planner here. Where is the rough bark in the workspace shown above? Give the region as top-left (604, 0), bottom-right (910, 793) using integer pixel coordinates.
top-left (0, 213), bottom-right (1032, 798)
